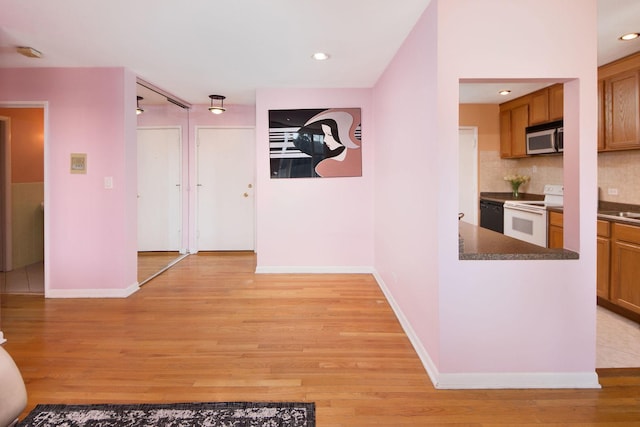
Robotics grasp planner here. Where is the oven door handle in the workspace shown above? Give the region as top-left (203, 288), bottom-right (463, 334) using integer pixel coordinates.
top-left (504, 204), bottom-right (546, 215)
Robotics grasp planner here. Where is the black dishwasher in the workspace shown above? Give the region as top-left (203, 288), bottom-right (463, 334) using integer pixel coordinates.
top-left (479, 199), bottom-right (504, 233)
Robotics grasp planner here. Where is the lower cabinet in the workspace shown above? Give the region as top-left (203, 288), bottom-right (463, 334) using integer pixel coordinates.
top-left (596, 220), bottom-right (611, 299)
top-left (545, 213), bottom-right (638, 319)
top-left (547, 211), bottom-right (563, 249)
top-left (610, 222), bottom-right (640, 315)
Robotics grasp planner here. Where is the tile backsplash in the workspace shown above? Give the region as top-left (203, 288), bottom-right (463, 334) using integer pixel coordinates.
top-left (598, 150), bottom-right (640, 204)
top-left (479, 150), bottom-right (640, 205)
top-left (479, 151), bottom-right (563, 195)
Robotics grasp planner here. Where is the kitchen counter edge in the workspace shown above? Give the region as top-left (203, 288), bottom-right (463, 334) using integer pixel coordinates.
top-left (458, 221), bottom-right (579, 261)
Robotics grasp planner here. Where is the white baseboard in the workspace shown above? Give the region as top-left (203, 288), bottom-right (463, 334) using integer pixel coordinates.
top-left (435, 371), bottom-right (601, 389)
top-left (372, 271), bottom-right (441, 385)
top-left (372, 270), bottom-right (601, 390)
top-left (255, 265), bottom-right (375, 274)
top-left (45, 282), bottom-right (140, 298)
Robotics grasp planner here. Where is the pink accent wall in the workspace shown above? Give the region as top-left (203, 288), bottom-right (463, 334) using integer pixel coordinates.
top-left (373, 0), bottom-right (598, 378)
top-left (0, 67), bottom-right (138, 293)
top-left (255, 89), bottom-right (374, 269)
top-left (373, 3), bottom-right (441, 367)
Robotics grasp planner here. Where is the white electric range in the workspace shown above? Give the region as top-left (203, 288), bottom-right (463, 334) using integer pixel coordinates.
top-left (503, 184), bottom-right (564, 247)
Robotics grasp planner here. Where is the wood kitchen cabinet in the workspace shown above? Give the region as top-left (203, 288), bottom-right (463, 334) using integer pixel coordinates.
top-left (596, 220), bottom-right (611, 300)
top-left (547, 211), bottom-right (563, 249)
top-left (548, 84), bottom-right (564, 121)
top-left (610, 222), bottom-right (640, 315)
top-left (529, 89), bottom-right (549, 125)
top-left (500, 84), bottom-right (563, 158)
top-left (599, 51), bottom-right (640, 152)
top-left (603, 69), bottom-right (640, 150)
top-left (499, 100), bottom-right (529, 158)
top-left (598, 80), bottom-right (605, 151)
top-left (527, 84), bottom-right (564, 126)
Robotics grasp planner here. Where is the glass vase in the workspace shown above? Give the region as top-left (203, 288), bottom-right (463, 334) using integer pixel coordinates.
top-left (511, 182), bottom-right (521, 199)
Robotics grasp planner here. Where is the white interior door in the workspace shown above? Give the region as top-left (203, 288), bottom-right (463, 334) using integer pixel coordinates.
top-left (196, 127), bottom-right (255, 251)
top-left (137, 127), bottom-right (182, 251)
top-left (459, 127), bottom-right (478, 225)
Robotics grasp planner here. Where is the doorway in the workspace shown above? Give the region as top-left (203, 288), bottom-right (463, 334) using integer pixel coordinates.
top-left (459, 126), bottom-right (478, 225)
top-left (196, 127), bottom-right (255, 251)
top-left (0, 107), bottom-right (45, 295)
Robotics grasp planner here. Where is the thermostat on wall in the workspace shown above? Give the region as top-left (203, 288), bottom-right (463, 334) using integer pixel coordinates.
top-left (70, 153), bottom-right (87, 174)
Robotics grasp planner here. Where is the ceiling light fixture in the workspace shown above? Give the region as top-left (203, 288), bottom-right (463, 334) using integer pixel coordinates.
top-left (312, 52), bottom-right (330, 61)
top-left (619, 32), bottom-right (640, 41)
top-left (498, 90), bottom-right (511, 96)
top-left (16, 46), bottom-right (42, 58)
top-left (208, 95), bottom-right (226, 114)
top-left (136, 96), bottom-right (144, 115)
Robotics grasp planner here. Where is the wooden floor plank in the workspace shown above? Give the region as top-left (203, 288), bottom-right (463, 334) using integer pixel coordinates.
top-left (1, 252), bottom-right (640, 426)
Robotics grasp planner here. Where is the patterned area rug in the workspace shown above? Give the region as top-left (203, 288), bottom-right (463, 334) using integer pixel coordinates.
top-left (17, 402), bottom-right (315, 427)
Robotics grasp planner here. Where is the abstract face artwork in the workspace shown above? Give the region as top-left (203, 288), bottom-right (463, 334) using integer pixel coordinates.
top-left (269, 108), bottom-right (362, 178)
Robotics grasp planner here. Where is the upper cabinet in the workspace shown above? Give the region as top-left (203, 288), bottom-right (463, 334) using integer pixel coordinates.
top-left (529, 89), bottom-right (549, 125)
top-left (548, 84), bottom-right (564, 122)
top-left (599, 52), bottom-right (640, 152)
top-left (500, 100), bottom-right (529, 158)
top-left (500, 84), bottom-right (563, 159)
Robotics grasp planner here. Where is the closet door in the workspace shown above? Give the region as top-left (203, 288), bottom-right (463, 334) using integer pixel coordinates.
top-left (137, 127), bottom-right (182, 251)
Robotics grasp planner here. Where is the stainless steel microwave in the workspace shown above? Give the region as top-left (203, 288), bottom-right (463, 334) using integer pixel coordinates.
top-left (526, 120), bottom-right (563, 155)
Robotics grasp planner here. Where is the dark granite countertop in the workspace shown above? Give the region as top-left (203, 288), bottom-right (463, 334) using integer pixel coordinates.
top-left (549, 201), bottom-right (640, 226)
top-left (480, 192), bottom-right (544, 204)
top-left (597, 201), bottom-right (640, 225)
top-left (458, 221), bottom-right (579, 260)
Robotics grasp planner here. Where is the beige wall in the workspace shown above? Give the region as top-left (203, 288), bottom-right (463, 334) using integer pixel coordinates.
top-left (598, 150), bottom-right (640, 204)
top-left (12, 182), bottom-right (44, 269)
top-left (459, 104), bottom-right (500, 151)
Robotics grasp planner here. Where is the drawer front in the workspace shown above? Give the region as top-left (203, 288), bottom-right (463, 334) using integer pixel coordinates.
top-left (613, 222), bottom-right (640, 244)
top-left (597, 220), bottom-right (610, 237)
top-left (548, 211), bottom-right (563, 227)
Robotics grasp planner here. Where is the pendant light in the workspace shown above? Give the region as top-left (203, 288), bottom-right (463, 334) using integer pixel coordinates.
top-left (208, 95), bottom-right (226, 114)
top-left (136, 96), bottom-right (144, 115)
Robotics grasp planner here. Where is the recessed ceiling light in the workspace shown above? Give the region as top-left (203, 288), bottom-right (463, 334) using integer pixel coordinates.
top-left (498, 90), bottom-right (511, 96)
top-left (619, 32), bottom-right (640, 41)
top-left (312, 52), bottom-right (330, 61)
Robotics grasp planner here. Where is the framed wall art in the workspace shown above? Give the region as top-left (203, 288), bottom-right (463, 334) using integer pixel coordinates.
top-left (269, 108), bottom-right (362, 178)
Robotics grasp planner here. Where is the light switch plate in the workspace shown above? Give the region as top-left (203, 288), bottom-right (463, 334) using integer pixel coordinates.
top-left (104, 176), bottom-right (113, 189)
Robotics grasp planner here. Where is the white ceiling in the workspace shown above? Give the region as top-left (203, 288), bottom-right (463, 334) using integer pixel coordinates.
top-left (1, 0), bottom-right (639, 106)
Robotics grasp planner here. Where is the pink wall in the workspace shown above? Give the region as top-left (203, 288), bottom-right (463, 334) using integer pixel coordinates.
top-left (373, 4), bottom-right (441, 369)
top-left (255, 89), bottom-right (374, 271)
top-left (373, 0), bottom-right (599, 387)
top-left (0, 67), bottom-right (138, 295)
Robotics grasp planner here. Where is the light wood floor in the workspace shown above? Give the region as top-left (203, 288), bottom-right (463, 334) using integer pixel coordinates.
top-left (2, 252), bottom-right (640, 426)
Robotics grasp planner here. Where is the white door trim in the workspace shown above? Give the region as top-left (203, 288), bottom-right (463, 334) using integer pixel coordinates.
top-left (459, 126), bottom-right (479, 225)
